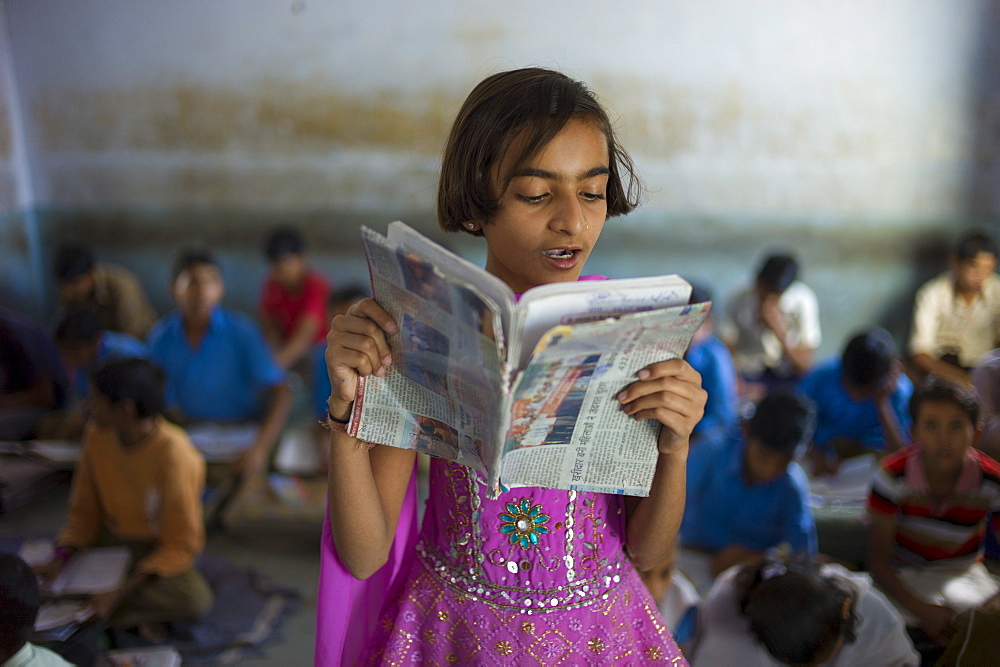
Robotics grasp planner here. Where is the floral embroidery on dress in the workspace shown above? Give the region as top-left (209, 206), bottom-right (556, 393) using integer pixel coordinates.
top-left (499, 498), bottom-right (551, 548)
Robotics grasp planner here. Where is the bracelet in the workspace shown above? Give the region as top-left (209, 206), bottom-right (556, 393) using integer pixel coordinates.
top-left (321, 411), bottom-right (350, 433)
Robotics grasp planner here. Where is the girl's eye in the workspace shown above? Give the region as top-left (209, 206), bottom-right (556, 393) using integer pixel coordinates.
top-left (582, 192), bottom-right (606, 202)
top-left (515, 194), bottom-right (547, 204)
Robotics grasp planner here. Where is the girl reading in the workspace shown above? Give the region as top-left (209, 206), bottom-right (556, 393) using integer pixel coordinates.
top-left (317, 67), bottom-right (706, 665)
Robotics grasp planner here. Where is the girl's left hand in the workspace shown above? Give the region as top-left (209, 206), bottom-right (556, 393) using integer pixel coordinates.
top-left (617, 359), bottom-right (706, 454)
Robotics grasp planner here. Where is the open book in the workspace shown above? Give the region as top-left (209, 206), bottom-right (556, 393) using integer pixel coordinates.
top-left (346, 222), bottom-right (709, 498)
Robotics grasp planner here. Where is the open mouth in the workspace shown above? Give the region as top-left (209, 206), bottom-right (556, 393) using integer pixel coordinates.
top-left (542, 248), bottom-right (579, 260)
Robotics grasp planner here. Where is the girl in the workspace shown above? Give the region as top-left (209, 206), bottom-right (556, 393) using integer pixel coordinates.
top-left (690, 556), bottom-right (918, 666)
top-left (317, 67), bottom-right (706, 665)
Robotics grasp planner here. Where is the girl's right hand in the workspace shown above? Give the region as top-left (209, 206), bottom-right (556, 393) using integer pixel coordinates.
top-left (324, 298), bottom-right (398, 419)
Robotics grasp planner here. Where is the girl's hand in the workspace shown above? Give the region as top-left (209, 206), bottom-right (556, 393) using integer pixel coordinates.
top-left (325, 298), bottom-right (398, 419)
top-left (617, 359), bottom-right (706, 454)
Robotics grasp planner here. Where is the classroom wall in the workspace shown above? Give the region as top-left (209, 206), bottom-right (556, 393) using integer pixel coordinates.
top-left (2, 0), bottom-right (998, 358)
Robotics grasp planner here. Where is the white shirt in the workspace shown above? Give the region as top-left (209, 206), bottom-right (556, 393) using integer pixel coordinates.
top-left (690, 564), bottom-right (919, 667)
top-left (909, 271), bottom-right (1000, 367)
top-left (2, 643), bottom-right (73, 667)
top-left (719, 281), bottom-right (821, 377)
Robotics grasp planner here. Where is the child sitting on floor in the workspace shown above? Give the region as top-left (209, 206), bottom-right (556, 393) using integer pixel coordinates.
top-left (690, 554), bottom-right (918, 666)
top-left (800, 327), bottom-right (912, 475)
top-left (867, 376), bottom-right (1000, 645)
top-left (0, 552), bottom-right (72, 666)
top-left (680, 389), bottom-right (818, 575)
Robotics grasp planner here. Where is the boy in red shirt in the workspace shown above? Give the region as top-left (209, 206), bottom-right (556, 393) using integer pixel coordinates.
top-left (259, 226), bottom-right (331, 369)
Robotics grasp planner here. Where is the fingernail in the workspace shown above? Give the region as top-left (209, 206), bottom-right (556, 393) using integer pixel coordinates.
top-left (386, 323), bottom-right (398, 334)
top-left (616, 391), bottom-right (627, 402)
top-left (638, 369), bottom-right (650, 379)
top-left (376, 367), bottom-right (385, 377)
top-left (383, 355), bottom-right (393, 366)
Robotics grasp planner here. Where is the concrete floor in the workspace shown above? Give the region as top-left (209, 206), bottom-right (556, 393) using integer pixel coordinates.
top-left (0, 477), bottom-right (321, 666)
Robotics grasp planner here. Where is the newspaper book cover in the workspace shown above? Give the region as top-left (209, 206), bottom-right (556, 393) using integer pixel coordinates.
top-left (346, 221), bottom-right (709, 498)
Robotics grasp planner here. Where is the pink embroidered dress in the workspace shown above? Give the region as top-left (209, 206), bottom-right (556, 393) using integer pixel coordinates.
top-left (316, 276), bottom-right (686, 665)
top-left (361, 459), bottom-right (684, 664)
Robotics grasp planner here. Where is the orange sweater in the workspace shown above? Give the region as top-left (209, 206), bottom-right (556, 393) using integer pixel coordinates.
top-left (57, 418), bottom-right (205, 577)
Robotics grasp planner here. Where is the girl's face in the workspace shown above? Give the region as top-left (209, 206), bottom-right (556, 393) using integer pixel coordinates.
top-left (478, 118), bottom-right (609, 293)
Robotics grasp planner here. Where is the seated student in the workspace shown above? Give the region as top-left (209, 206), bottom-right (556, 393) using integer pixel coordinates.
top-left (909, 229), bottom-right (1000, 386)
top-left (259, 226), bottom-right (332, 370)
top-left (690, 555), bottom-right (918, 666)
top-left (53, 304), bottom-right (148, 438)
top-left (0, 309), bottom-right (69, 441)
top-left (147, 249), bottom-right (292, 480)
top-left (686, 285), bottom-right (738, 443)
top-left (680, 390), bottom-right (818, 576)
top-left (52, 241), bottom-right (157, 340)
top-left (34, 359), bottom-right (212, 636)
top-left (719, 252), bottom-right (821, 398)
top-left (801, 327), bottom-right (912, 474)
top-left (867, 376), bottom-right (1000, 645)
top-left (972, 348), bottom-right (1000, 460)
top-left (0, 553), bottom-right (73, 667)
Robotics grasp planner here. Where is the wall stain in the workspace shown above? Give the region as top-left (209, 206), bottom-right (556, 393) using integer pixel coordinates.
top-left (35, 81), bottom-right (454, 155)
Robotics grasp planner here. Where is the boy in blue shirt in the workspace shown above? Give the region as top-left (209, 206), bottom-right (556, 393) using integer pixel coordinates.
top-left (52, 304), bottom-right (149, 439)
top-left (680, 390), bottom-right (817, 576)
top-left (148, 249), bottom-right (292, 482)
top-left (801, 327), bottom-right (912, 476)
top-left (686, 285), bottom-right (738, 442)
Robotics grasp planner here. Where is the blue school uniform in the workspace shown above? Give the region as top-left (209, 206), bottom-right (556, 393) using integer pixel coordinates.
top-left (799, 357), bottom-right (912, 456)
top-left (686, 334), bottom-right (738, 440)
top-left (147, 307), bottom-right (285, 421)
top-left (71, 331), bottom-right (148, 399)
top-left (680, 429), bottom-right (816, 555)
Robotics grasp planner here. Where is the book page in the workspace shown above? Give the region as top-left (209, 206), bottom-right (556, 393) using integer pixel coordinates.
top-left (512, 275), bottom-right (692, 370)
top-left (498, 302), bottom-right (710, 496)
top-left (46, 546), bottom-right (131, 596)
top-left (351, 225), bottom-right (508, 474)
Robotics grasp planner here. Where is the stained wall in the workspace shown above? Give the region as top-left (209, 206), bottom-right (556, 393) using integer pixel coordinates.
top-left (3, 0), bottom-right (999, 356)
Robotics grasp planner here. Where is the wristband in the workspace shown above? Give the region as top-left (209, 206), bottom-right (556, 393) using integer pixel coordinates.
top-left (321, 411), bottom-right (350, 433)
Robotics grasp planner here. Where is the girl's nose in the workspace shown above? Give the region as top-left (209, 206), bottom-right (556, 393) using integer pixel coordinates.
top-left (547, 193), bottom-right (587, 236)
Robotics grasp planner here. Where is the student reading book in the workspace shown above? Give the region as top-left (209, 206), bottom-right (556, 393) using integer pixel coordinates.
top-left (317, 67), bottom-right (706, 665)
top-left (351, 221), bottom-right (706, 497)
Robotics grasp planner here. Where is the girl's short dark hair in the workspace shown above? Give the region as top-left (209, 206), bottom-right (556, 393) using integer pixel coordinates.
top-left (90, 358), bottom-right (167, 418)
top-left (737, 557), bottom-right (859, 665)
top-left (437, 67), bottom-right (643, 234)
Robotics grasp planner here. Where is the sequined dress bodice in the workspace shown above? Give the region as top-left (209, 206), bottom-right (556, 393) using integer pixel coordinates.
top-left (419, 458), bottom-right (632, 611)
top-left (363, 458), bottom-right (684, 664)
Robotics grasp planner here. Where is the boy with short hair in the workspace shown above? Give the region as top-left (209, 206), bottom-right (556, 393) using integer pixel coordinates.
top-left (52, 241), bottom-right (157, 339)
top-left (680, 390), bottom-right (818, 575)
top-left (0, 552), bottom-right (73, 666)
top-left (259, 226), bottom-right (331, 370)
top-left (909, 229), bottom-right (1000, 386)
top-left (801, 327), bottom-right (912, 473)
top-left (147, 249), bottom-right (293, 481)
top-left (35, 358), bottom-right (213, 634)
top-left (720, 253), bottom-right (821, 396)
top-left (867, 377), bottom-right (1000, 644)
top-left (55, 303), bottom-right (148, 403)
